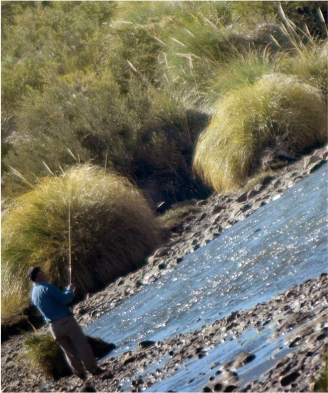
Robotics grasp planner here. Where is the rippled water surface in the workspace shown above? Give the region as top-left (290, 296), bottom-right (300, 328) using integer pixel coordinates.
top-left (85, 165), bottom-right (327, 390)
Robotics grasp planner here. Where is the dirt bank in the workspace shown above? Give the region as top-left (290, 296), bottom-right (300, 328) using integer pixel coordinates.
top-left (1, 145), bottom-right (327, 392)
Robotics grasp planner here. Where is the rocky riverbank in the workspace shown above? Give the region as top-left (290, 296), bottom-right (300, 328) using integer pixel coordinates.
top-left (1, 145), bottom-right (327, 392)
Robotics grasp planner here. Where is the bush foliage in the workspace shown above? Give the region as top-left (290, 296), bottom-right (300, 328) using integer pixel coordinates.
top-left (2, 1), bottom-right (327, 201)
top-left (1, 165), bottom-right (166, 324)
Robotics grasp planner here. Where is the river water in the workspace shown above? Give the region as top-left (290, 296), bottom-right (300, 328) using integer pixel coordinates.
top-left (85, 165), bottom-right (327, 391)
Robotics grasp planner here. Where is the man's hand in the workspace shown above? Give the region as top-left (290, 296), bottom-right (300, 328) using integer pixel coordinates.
top-left (68, 283), bottom-right (76, 292)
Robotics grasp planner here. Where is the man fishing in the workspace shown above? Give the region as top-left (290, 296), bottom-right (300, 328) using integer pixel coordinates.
top-left (27, 266), bottom-right (105, 381)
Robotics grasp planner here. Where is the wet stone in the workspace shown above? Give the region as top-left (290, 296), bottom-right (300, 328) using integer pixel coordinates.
top-left (224, 385), bottom-right (239, 392)
top-left (280, 371), bottom-right (301, 386)
top-left (138, 340), bottom-right (156, 349)
top-left (233, 352), bottom-right (256, 369)
top-left (202, 387), bottom-right (213, 392)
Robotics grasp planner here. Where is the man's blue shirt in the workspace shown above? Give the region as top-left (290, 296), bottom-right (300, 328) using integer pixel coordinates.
top-left (31, 282), bottom-right (74, 323)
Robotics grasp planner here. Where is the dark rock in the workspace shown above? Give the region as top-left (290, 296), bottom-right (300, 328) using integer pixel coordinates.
top-left (100, 371), bottom-right (114, 380)
top-left (213, 382), bottom-right (223, 391)
top-left (233, 352), bottom-right (256, 369)
top-left (138, 340), bottom-right (156, 349)
top-left (226, 312), bottom-right (239, 323)
top-left (123, 352), bottom-right (136, 366)
top-left (236, 192), bottom-right (248, 203)
top-left (78, 382), bottom-right (97, 392)
top-left (224, 385), bottom-right (239, 392)
top-left (202, 387), bottom-right (213, 392)
top-left (87, 336), bottom-right (116, 359)
top-left (212, 206), bottom-right (224, 214)
top-left (247, 189), bottom-right (260, 199)
top-left (280, 371), bottom-right (301, 386)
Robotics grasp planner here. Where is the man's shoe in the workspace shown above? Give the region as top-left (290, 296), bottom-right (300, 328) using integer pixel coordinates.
top-left (91, 366), bottom-right (105, 376)
top-left (77, 372), bottom-right (87, 381)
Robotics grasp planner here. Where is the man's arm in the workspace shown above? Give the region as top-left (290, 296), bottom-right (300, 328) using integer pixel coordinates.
top-left (46, 283), bottom-right (74, 305)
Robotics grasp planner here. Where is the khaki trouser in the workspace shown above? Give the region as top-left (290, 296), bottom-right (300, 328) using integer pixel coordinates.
top-left (49, 315), bottom-right (97, 377)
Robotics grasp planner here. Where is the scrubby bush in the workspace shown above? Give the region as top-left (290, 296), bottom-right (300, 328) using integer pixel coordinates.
top-left (193, 74), bottom-right (327, 193)
top-left (1, 164), bottom-right (167, 325)
top-left (2, 1), bottom-right (327, 204)
top-left (2, 71), bottom-right (210, 203)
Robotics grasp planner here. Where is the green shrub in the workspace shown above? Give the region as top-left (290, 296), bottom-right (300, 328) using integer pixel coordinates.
top-left (2, 67), bottom-right (210, 203)
top-left (3, 69), bottom-right (135, 190)
top-left (1, 164), bottom-right (166, 325)
top-left (193, 73), bottom-right (327, 193)
top-left (1, 1), bottom-right (116, 112)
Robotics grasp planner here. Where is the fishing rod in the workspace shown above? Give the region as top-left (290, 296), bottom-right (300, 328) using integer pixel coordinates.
top-left (68, 197), bottom-right (72, 286)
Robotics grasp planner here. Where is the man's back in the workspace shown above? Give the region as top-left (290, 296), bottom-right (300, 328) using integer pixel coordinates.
top-left (31, 282), bottom-right (73, 323)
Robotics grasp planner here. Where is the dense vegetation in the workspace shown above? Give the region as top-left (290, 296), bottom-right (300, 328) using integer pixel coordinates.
top-left (2, 1), bottom-right (327, 202)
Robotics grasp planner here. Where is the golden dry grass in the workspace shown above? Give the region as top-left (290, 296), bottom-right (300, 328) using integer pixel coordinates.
top-left (193, 74), bottom-right (327, 193)
top-left (2, 164), bottom-right (166, 324)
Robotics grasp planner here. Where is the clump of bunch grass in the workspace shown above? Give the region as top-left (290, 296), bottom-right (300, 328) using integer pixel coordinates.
top-left (204, 50), bottom-right (275, 108)
top-left (22, 333), bottom-right (70, 380)
top-left (22, 332), bottom-right (115, 379)
top-left (193, 74), bottom-right (327, 193)
top-left (2, 164), bottom-right (166, 325)
top-left (160, 204), bottom-right (201, 232)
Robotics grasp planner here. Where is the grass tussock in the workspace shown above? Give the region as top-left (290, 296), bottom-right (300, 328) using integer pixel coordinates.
top-left (193, 74), bottom-right (327, 193)
top-left (22, 332), bottom-right (115, 379)
top-left (1, 164), bottom-right (166, 325)
top-left (160, 204), bottom-right (201, 232)
top-left (22, 333), bottom-right (70, 380)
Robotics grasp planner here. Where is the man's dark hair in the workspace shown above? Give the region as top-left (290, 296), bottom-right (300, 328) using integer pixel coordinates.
top-left (27, 266), bottom-right (41, 282)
